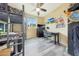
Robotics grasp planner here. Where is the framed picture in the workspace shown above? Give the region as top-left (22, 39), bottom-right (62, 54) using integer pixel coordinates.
top-left (56, 17), bottom-right (65, 28)
top-left (47, 18), bottom-right (56, 24)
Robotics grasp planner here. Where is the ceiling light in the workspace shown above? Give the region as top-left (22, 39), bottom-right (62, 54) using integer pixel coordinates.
top-left (36, 8), bottom-right (40, 12)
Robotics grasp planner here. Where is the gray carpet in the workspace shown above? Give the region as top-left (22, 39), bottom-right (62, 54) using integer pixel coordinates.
top-left (25, 38), bottom-right (70, 56)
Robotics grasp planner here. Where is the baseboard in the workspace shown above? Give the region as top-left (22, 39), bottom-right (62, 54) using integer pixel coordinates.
top-left (27, 37), bottom-right (37, 40)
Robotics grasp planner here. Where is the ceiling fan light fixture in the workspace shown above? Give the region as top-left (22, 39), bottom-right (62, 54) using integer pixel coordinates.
top-left (36, 8), bottom-right (40, 12)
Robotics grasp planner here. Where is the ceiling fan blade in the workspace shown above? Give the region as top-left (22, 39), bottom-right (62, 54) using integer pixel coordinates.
top-left (40, 8), bottom-right (47, 12)
top-left (37, 12), bottom-right (40, 16)
top-left (39, 3), bottom-right (44, 7)
top-left (36, 3), bottom-right (44, 8)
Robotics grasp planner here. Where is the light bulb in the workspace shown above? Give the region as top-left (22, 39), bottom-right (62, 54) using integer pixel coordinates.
top-left (36, 8), bottom-right (40, 12)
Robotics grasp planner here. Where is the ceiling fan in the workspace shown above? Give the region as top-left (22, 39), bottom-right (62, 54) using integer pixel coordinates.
top-left (33, 3), bottom-right (47, 16)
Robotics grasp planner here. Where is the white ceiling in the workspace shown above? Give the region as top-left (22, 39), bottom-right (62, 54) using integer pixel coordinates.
top-left (8, 3), bottom-right (62, 17)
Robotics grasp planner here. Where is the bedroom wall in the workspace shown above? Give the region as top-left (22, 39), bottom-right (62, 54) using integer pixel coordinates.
top-left (44, 3), bottom-right (70, 46)
top-left (37, 17), bottom-right (45, 24)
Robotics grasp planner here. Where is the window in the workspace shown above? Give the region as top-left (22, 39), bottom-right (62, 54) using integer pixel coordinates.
top-left (26, 17), bottom-right (37, 28)
top-left (5, 24), bottom-right (8, 32)
top-left (0, 23), bottom-right (8, 32)
top-left (0, 23), bottom-right (4, 32)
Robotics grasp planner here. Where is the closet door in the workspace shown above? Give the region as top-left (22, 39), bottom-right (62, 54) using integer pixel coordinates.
top-left (68, 23), bottom-right (74, 56)
top-left (68, 22), bottom-right (79, 56)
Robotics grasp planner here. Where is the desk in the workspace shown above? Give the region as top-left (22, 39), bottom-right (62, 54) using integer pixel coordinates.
top-left (51, 32), bottom-right (60, 45)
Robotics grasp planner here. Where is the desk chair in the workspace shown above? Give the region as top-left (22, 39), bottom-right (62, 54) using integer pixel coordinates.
top-left (43, 30), bottom-right (53, 40)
